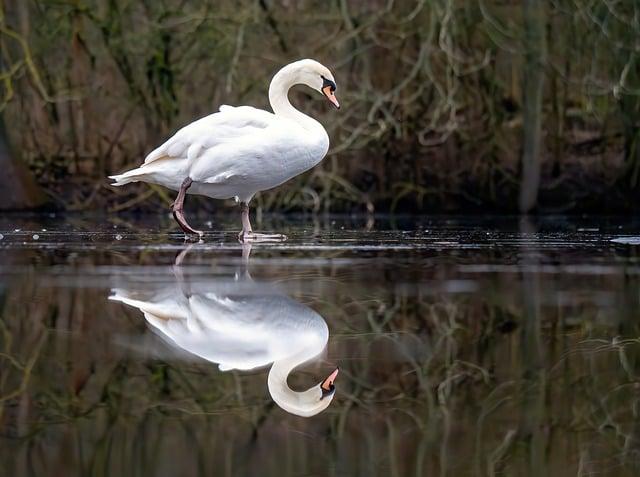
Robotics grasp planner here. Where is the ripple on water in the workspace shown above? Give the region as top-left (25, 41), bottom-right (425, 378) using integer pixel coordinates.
top-left (610, 236), bottom-right (640, 245)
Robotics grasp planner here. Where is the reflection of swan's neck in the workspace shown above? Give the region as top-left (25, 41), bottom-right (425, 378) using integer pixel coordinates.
top-left (268, 65), bottom-right (323, 133)
top-left (267, 343), bottom-right (327, 417)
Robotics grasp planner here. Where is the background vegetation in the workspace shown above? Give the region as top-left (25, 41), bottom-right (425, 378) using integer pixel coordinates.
top-left (1, 0), bottom-right (640, 214)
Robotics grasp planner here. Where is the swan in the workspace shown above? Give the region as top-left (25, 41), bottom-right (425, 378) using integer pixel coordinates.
top-left (109, 268), bottom-right (338, 417)
top-left (108, 59), bottom-right (339, 240)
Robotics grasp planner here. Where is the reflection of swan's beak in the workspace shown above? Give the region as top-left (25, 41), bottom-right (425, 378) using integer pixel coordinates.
top-left (321, 367), bottom-right (339, 392)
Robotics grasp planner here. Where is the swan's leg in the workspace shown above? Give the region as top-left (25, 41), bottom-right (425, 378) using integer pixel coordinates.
top-left (238, 202), bottom-right (253, 241)
top-left (238, 202), bottom-right (287, 243)
top-left (171, 177), bottom-right (203, 237)
top-left (241, 202), bottom-right (252, 235)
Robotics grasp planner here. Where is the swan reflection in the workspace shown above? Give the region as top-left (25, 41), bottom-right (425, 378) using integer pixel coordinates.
top-left (109, 247), bottom-right (337, 417)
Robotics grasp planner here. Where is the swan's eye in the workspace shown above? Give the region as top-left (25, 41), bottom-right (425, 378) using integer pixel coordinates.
top-left (321, 75), bottom-right (336, 92)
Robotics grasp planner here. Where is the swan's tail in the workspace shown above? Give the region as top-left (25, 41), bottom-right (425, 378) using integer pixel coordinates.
top-left (108, 167), bottom-right (148, 186)
top-left (109, 289), bottom-right (147, 308)
top-left (109, 289), bottom-right (175, 320)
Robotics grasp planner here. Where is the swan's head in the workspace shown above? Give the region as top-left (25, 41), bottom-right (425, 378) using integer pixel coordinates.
top-left (268, 366), bottom-right (339, 417)
top-left (277, 59), bottom-right (340, 109)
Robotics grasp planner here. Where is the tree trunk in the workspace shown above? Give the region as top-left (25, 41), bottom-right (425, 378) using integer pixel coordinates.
top-left (0, 116), bottom-right (47, 210)
top-left (519, 0), bottom-right (546, 213)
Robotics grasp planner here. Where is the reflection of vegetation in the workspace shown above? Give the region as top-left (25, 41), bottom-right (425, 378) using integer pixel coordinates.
top-left (2, 2), bottom-right (640, 212)
top-left (1, 247), bottom-right (640, 475)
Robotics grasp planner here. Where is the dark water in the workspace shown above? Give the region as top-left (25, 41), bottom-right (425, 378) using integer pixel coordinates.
top-left (2, 214), bottom-right (640, 476)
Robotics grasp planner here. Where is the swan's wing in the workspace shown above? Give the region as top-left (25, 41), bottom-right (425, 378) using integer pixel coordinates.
top-left (171, 333), bottom-right (273, 371)
top-left (109, 287), bottom-right (189, 321)
top-left (141, 304), bottom-right (275, 371)
top-left (188, 294), bottom-right (313, 337)
top-left (189, 294), bottom-right (327, 356)
top-left (113, 290), bottom-right (327, 372)
top-left (142, 105), bottom-right (277, 166)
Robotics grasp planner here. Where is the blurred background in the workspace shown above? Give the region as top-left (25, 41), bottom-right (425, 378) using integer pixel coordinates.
top-left (2, 0), bottom-right (639, 215)
top-left (4, 3), bottom-right (640, 475)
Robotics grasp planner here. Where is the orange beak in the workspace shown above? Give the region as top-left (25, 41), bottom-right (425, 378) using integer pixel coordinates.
top-left (322, 86), bottom-right (340, 109)
top-left (321, 367), bottom-right (339, 391)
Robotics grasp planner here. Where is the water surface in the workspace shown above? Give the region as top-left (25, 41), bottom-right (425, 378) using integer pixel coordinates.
top-left (1, 214), bottom-right (640, 476)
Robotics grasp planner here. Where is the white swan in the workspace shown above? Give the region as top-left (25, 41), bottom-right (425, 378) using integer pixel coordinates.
top-left (109, 59), bottom-right (339, 240)
top-left (109, 279), bottom-right (338, 417)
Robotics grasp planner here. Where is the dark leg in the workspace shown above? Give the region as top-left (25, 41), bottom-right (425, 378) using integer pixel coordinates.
top-left (171, 177), bottom-right (203, 237)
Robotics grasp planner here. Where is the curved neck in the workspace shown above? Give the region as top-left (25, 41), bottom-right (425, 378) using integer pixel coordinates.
top-left (267, 347), bottom-right (327, 417)
top-left (268, 66), bottom-right (322, 132)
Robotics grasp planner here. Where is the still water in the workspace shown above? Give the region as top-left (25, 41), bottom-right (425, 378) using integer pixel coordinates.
top-left (1, 214), bottom-right (640, 476)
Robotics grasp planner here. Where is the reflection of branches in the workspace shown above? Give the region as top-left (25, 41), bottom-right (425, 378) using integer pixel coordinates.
top-left (2, 251), bottom-right (640, 474)
top-left (0, 328), bottom-right (45, 403)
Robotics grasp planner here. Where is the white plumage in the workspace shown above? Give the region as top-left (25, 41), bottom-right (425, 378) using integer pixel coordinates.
top-left (111, 288), bottom-right (327, 371)
top-left (109, 59), bottom-right (339, 239)
top-left (110, 278), bottom-right (338, 417)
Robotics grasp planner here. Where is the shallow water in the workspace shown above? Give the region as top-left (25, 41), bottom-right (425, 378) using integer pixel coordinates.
top-left (1, 214), bottom-right (640, 476)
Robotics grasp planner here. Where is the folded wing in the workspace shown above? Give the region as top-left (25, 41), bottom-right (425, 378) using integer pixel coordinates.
top-left (142, 105), bottom-right (277, 166)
